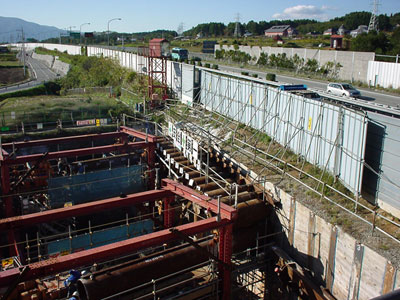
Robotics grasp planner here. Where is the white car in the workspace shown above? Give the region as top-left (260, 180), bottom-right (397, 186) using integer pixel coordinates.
top-left (327, 83), bottom-right (361, 98)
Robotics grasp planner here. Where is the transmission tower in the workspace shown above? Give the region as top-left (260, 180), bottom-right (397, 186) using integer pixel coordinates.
top-left (368, 0), bottom-right (380, 33)
top-left (177, 23), bottom-right (184, 37)
top-left (234, 13), bottom-right (241, 38)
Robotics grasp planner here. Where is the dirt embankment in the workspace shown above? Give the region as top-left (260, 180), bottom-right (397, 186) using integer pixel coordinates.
top-left (0, 68), bottom-right (26, 85)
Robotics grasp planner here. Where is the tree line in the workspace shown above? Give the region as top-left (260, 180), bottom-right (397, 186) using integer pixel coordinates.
top-left (184, 12), bottom-right (400, 37)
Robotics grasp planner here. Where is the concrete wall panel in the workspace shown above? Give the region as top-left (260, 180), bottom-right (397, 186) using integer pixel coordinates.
top-left (331, 230), bottom-right (356, 299)
top-left (358, 247), bottom-right (387, 300)
top-left (292, 202), bottom-right (309, 266)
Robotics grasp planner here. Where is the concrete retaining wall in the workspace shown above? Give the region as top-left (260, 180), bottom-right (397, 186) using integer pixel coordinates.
top-left (270, 182), bottom-right (398, 300)
top-left (52, 59), bottom-right (70, 76)
top-left (216, 45), bottom-right (375, 83)
top-left (31, 52), bottom-right (70, 76)
top-left (32, 52), bottom-right (54, 69)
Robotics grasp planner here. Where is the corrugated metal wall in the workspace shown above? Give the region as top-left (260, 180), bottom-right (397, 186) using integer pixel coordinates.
top-left (363, 112), bottom-right (400, 212)
top-left (367, 61), bottom-right (400, 89)
top-left (200, 70), bottom-right (368, 195)
top-left (181, 64), bottom-right (195, 105)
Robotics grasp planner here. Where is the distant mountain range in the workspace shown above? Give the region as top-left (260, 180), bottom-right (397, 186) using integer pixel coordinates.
top-left (0, 16), bottom-right (66, 43)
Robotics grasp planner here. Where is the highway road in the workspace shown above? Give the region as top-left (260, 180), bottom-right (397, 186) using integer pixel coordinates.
top-left (0, 52), bottom-right (59, 95)
top-left (215, 64), bottom-right (400, 109)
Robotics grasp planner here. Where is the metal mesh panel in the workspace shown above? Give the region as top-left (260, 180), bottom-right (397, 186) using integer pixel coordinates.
top-left (48, 165), bottom-right (146, 208)
top-left (47, 219), bottom-right (153, 256)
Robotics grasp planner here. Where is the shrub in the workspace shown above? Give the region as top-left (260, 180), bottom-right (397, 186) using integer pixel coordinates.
top-left (0, 81), bottom-right (61, 101)
top-left (266, 73), bottom-right (276, 81)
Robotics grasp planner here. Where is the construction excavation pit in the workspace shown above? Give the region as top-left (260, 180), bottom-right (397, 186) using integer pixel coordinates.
top-left (0, 115), bottom-right (399, 300)
top-left (0, 123), bottom-right (281, 300)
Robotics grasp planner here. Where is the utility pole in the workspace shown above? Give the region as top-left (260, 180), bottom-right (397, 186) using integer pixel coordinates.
top-left (80, 22), bottom-right (90, 45)
top-left (22, 28), bottom-right (26, 77)
top-left (17, 28), bottom-right (26, 77)
top-left (68, 26), bottom-right (76, 44)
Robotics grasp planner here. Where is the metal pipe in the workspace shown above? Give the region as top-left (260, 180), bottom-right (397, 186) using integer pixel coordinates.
top-left (370, 289), bottom-right (400, 300)
top-left (77, 241), bottom-right (215, 300)
top-left (217, 196), bottom-right (221, 222)
top-left (234, 183), bottom-right (239, 208)
top-left (77, 223), bottom-right (259, 300)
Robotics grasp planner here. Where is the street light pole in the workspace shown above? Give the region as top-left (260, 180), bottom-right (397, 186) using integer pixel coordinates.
top-left (80, 22), bottom-right (90, 45)
top-left (107, 18), bottom-right (122, 47)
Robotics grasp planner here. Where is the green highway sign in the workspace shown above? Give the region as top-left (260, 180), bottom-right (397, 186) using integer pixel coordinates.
top-left (70, 32), bottom-right (80, 38)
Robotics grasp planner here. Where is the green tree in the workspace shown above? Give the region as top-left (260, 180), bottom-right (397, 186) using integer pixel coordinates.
top-left (350, 31), bottom-right (392, 54)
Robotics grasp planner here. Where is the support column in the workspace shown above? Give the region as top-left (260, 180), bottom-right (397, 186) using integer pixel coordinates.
top-left (147, 143), bottom-right (156, 189)
top-left (1, 164), bottom-right (13, 217)
top-left (163, 196), bottom-right (174, 228)
top-left (1, 163), bottom-right (18, 256)
top-left (219, 224), bottom-right (233, 300)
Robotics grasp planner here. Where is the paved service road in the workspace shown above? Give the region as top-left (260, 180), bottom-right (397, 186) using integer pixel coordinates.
top-left (216, 64), bottom-right (400, 108)
top-left (0, 52), bottom-right (59, 95)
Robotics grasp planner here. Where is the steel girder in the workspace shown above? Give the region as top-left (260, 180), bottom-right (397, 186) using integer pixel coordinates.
top-left (120, 126), bottom-right (159, 143)
top-left (1, 132), bottom-right (127, 153)
top-left (0, 189), bottom-right (172, 231)
top-left (0, 218), bottom-right (231, 287)
top-left (161, 178), bottom-right (237, 221)
top-left (2, 141), bottom-right (149, 165)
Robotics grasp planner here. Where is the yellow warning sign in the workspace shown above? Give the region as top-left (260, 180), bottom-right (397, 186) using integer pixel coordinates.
top-left (2, 258), bottom-right (13, 268)
top-left (308, 117), bottom-right (312, 131)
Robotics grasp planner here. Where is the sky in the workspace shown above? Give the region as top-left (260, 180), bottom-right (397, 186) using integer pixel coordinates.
top-left (1, 0), bottom-right (400, 33)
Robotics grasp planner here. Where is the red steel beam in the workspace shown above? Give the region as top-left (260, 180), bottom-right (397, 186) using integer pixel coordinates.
top-left (161, 179), bottom-right (237, 221)
top-left (3, 141), bottom-right (149, 165)
top-left (0, 149), bottom-right (9, 160)
top-left (120, 126), bottom-right (159, 143)
top-left (0, 217), bottom-right (231, 287)
top-left (1, 132), bottom-right (126, 152)
top-left (0, 189), bottom-right (172, 231)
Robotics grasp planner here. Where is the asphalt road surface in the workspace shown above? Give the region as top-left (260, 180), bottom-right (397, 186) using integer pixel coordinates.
top-left (217, 64), bottom-right (400, 108)
top-left (0, 52), bottom-right (59, 95)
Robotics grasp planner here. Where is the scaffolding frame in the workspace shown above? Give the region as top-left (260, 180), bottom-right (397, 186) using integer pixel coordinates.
top-left (164, 88), bottom-right (400, 244)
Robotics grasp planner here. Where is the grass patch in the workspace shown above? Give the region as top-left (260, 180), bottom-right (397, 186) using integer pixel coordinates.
top-left (0, 124), bottom-right (118, 143)
top-left (35, 47), bottom-right (73, 64)
top-left (0, 61), bottom-right (22, 67)
top-left (0, 93), bottom-right (134, 127)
